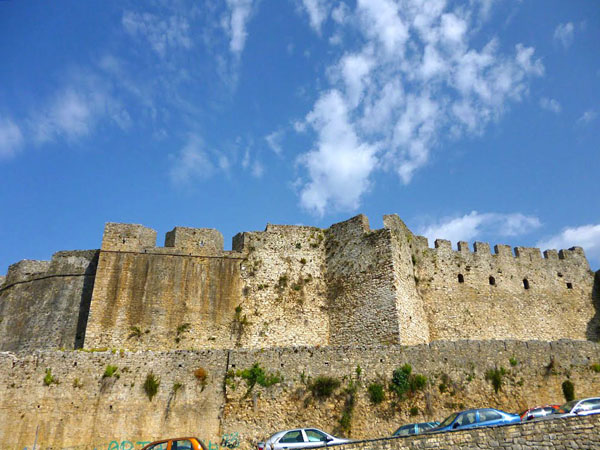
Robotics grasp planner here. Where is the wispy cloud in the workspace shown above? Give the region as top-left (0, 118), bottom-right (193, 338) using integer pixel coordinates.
top-left (553, 22), bottom-right (574, 49)
top-left (169, 135), bottom-right (218, 185)
top-left (265, 130), bottom-right (284, 154)
top-left (0, 118), bottom-right (23, 159)
top-left (418, 211), bottom-right (542, 245)
top-left (296, 0), bottom-right (543, 214)
top-left (299, 0), bottom-right (331, 33)
top-left (122, 10), bottom-right (192, 57)
top-left (577, 109), bottom-right (597, 126)
top-left (537, 224), bottom-right (600, 267)
top-left (223, 0), bottom-right (255, 55)
top-left (540, 97), bottom-right (561, 114)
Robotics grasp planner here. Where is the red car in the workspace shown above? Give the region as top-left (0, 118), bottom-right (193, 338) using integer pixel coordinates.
top-left (519, 405), bottom-right (560, 421)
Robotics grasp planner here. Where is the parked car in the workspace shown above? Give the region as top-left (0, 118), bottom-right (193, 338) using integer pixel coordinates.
top-left (141, 437), bottom-right (208, 450)
top-left (257, 428), bottom-right (350, 450)
top-left (554, 397), bottom-right (600, 418)
top-left (519, 404), bottom-right (560, 421)
top-left (393, 421), bottom-right (440, 437)
top-left (428, 408), bottom-right (521, 433)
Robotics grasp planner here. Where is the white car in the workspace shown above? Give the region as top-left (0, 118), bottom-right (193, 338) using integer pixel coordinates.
top-left (555, 397), bottom-right (600, 418)
top-left (257, 428), bottom-right (350, 450)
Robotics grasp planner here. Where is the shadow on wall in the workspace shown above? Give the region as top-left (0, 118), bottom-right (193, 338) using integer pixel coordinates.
top-left (74, 251), bottom-right (99, 349)
top-left (587, 270), bottom-right (600, 342)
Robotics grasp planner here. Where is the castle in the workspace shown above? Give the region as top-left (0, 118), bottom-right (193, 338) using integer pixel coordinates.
top-left (1, 214), bottom-right (600, 450)
top-left (1, 213), bottom-right (597, 353)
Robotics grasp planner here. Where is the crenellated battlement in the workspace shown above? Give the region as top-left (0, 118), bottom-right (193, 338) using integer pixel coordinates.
top-left (1, 213), bottom-right (598, 353)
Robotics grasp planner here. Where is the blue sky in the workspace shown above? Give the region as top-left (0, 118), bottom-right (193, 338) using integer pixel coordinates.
top-left (1, 0), bottom-right (599, 274)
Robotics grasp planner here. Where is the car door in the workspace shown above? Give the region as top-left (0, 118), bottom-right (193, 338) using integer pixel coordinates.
top-left (275, 430), bottom-right (307, 450)
top-left (575, 399), bottom-right (600, 415)
top-left (454, 411), bottom-right (478, 430)
top-left (304, 429), bottom-right (331, 447)
top-left (478, 409), bottom-right (503, 427)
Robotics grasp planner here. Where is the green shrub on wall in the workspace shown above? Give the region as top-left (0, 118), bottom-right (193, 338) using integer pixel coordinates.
top-left (485, 367), bottom-right (507, 394)
top-left (43, 368), bottom-right (58, 386)
top-left (103, 365), bottom-right (119, 378)
top-left (368, 383), bottom-right (385, 404)
top-left (309, 376), bottom-right (341, 399)
top-left (144, 372), bottom-right (160, 401)
top-left (562, 380), bottom-right (575, 402)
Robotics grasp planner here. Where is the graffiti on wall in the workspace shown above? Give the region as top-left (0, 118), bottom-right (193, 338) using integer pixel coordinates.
top-left (22, 432), bottom-right (242, 450)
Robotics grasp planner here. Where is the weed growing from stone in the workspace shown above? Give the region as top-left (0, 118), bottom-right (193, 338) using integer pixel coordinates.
top-left (144, 372), bottom-right (160, 401)
top-left (591, 363), bottom-right (600, 373)
top-left (509, 357), bottom-right (518, 367)
top-left (562, 380), bottom-right (575, 402)
top-left (194, 367), bottom-right (208, 391)
top-left (485, 367), bottom-right (507, 393)
top-left (128, 326), bottom-right (142, 339)
top-left (237, 363), bottom-right (281, 396)
top-left (410, 407), bottom-right (419, 416)
top-left (340, 380), bottom-right (357, 435)
top-left (368, 383), bottom-right (385, 404)
top-left (309, 376), bottom-right (340, 399)
top-left (43, 368), bottom-right (58, 386)
top-left (103, 365), bottom-right (119, 378)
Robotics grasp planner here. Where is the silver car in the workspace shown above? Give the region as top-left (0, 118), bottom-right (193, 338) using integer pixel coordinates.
top-left (555, 397), bottom-right (600, 418)
top-left (257, 428), bottom-right (350, 450)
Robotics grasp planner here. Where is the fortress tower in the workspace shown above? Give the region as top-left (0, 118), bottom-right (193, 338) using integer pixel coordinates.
top-left (0, 214), bottom-right (598, 353)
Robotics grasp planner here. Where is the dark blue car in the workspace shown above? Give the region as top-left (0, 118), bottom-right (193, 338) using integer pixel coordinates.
top-left (428, 408), bottom-right (520, 433)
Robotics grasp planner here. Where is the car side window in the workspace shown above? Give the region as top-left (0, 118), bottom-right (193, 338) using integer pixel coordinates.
top-left (479, 410), bottom-right (502, 422)
top-left (146, 443), bottom-right (168, 450)
top-left (280, 431), bottom-right (304, 443)
top-left (580, 400), bottom-right (600, 410)
top-left (305, 430), bottom-right (328, 442)
top-left (171, 440), bottom-right (194, 450)
top-left (456, 412), bottom-right (476, 426)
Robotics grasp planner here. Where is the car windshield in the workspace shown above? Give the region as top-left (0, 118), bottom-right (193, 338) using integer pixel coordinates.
top-left (558, 400), bottom-right (578, 413)
top-left (438, 412), bottom-right (459, 428)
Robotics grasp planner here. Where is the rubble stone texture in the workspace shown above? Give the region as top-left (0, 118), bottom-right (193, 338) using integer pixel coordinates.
top-left (0, 213), bottom-right (599, 448)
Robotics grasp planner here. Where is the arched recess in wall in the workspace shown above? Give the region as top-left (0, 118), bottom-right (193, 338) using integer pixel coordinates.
top-left (523, 278), bottom-right (530, 289)
top-left (489, 276), bottom-right (496, 286)
top-left (458, 274), bottom-right (464, 283)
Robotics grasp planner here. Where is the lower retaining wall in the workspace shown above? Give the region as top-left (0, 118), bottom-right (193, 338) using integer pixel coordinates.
top-left (1, 340), bottom-right (600, 449)
top-left (342, 414), bottom-right (600, 449)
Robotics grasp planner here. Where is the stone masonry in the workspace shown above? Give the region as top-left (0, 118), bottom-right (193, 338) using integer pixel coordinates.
top-left (1, 214), bottom-right (598, 352)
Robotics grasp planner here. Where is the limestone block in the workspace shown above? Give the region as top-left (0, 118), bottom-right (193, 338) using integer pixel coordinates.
top-left (164, 226), bottom-right (224, 254)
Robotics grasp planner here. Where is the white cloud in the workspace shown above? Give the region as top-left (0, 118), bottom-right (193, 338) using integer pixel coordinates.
top-left (356, 0), bottom-right (409, 55)
top-left (265, 130), bottom-right (284, 154)
top-left (296, 0), bottom-right (544, 214)
top-left (30, 82), bottom-right (119, 144)
top-left (418, 211), bottom-right (542, 244)
top-left (0, 118), bottom-right (23, 159)
top-left (298, 90), bottom-right (378, 216)
top-left (537, 224), bottom-right (600, 266)
top-left (577, 109), bottom-right (597, 126)
top-left (554, 22), bottom-right (574, 49)
top-left (122, 11), bottom-right (192, 57)
top-left (251, 160), bottom-right (264, 178)
top-left (300, 0), bottom-right (330, 33)
top-left (169, 135), bottom-right (230, 185)
top-left (540, 97), bottom-right (561, 114)
top-left (223, 0), bottom-right (254, 55)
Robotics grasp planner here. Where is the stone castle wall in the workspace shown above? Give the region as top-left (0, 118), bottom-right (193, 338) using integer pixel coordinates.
top-left (84, 223), bottom-right (245, 350)
top-left (0, 214), bottom-right (598, 354)
top-left (2, 340), bottom-right (600, 449)
top-left (0, 250), bottom-right (99, 352)
top-left (341, 414), bottom-right (600, 450)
